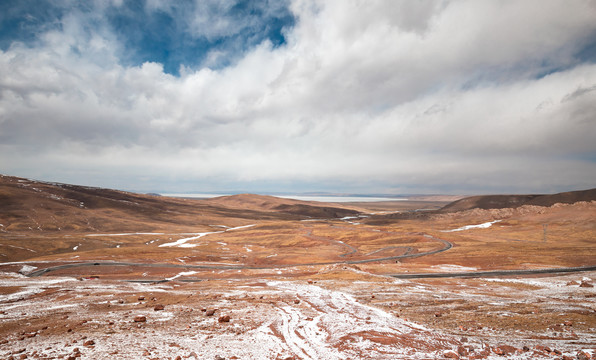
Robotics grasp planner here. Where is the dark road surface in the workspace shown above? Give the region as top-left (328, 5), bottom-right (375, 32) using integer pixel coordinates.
top-left (21, 230), bottom-right (594, 282)
top-left (389, 265), bottom-right (596, 279)
top-left (26, 233), bottom-right (453, 278)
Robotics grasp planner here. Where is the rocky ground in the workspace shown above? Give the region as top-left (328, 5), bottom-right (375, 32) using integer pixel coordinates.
top-left (1, 267), bottom-right (595, 359)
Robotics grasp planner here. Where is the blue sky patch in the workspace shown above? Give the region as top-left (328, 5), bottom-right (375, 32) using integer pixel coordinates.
top-left (0, 0), bottom-right (295, 75)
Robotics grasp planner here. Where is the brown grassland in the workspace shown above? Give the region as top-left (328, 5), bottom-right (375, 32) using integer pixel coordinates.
top-left (0, 175), bottom-right (595, 359)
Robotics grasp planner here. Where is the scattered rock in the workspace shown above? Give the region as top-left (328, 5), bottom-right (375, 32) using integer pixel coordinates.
top-left (205, 309), bottom-right (216, 316)
top-left (577, 351), bottom-right (591, 360)
top-left (493, 345), bottom-right (518, 356)
top-left (564, 321), bottom-right (573, 326)
top-left (457, 345), bottom-right (468, 357)
top-left (434, 312), bottom-right (442, 317)
top-left (535, 345), bottom-right (552, 353)
top-left (83, 340), bottom-right (95, 347)
top-left (443, 350), bottom-right (459, 358)
top-left (133, 315), bottom-right (146, 323)
top-left (218, 315), bottom-right (231, 323)
top-left (579, 280), bottom-right (594, 288)
top-left (153, 304), bottom-right (165, 311)
top-left (294, 299), bottom-right (300, 304)
top-left (138, 296), bottom-right (145, 301)
top-left (214, 355), bottom-right (225, 360)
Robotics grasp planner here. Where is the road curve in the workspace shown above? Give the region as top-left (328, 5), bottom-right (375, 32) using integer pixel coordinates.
top-left (27, 233), bottom-right (453, 277)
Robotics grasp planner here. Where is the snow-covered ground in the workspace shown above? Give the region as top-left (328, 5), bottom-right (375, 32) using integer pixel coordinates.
top-left (0, 273), bottom-right (460, 359)
top-left (2, 270), bottom-right (594, 359)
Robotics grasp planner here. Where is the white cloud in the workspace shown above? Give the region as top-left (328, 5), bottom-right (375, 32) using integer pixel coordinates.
top-left (1, 0), bottom-right (596, 194)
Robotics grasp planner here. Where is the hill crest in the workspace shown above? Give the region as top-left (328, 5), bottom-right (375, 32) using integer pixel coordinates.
top-left (440, 188), bottom-right (596, 213)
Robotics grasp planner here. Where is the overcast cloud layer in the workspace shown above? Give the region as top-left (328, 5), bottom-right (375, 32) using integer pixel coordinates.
top-left (1, 0), bottom-right (596, 194)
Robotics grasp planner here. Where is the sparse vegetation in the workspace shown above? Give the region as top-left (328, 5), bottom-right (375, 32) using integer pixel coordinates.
top-left (1, 175), bottom-right (595, 359)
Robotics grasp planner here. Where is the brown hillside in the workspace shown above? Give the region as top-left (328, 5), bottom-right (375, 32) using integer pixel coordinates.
top-left (0, 175), bottom-right (366, 262)
top-left (0, 175), bottom-right (298, 234)
top-left (439, 188), bottom-right (596, 213)
top-left (1, 175), bottom-right (360, 235)
top-left (207, 193), bottom-right (362, 218)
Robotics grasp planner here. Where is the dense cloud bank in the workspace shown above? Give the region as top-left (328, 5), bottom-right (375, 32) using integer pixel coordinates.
top-left (1, 0), bottom-right (595, 194)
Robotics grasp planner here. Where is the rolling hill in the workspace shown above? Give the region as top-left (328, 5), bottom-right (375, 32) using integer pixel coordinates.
top-left (439, 188), bottom-right (596, 213)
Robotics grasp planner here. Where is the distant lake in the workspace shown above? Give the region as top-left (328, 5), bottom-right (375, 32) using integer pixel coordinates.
top-left (160, 193), bottom-right (405, 203)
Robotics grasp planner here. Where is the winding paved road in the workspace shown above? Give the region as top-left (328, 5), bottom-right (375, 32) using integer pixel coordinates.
top-left (27, 232), bottom-right (453, 277)
top-left (21, 222), bottom-right (595, 282)
top-left (27, 261), bottom-right (596, 281)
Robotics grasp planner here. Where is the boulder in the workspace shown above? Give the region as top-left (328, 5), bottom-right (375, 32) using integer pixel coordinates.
top-left (535, 345), bottom-right (552, 353)
top-left (83, 340), bottom-right (95, 347)
top-left (457, 346), bottom-right (469, 357)
top-left (493, 345), bottom-right (518, 355)
top-left (443, 350), bottom-right (459, 359)
top-left (577, 351), bottom-right (591, 360)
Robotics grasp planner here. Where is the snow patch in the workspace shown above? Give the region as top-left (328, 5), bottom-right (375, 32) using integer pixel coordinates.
top-left (19, 265), bottom-right (38, 274)
top-left (159, 224), bottom-right (255, 248)
top-left (442, 220), bottom-right (501, 232)
top-left (430, 264), bottom-right (477, 272)
top-left (166, 271), bottom-right (199, 281)
top-left (159, 232), bottom-right (222, 247)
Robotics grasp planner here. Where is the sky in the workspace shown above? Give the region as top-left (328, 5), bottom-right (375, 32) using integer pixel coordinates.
top-left (1, 0), bottom-right (596, 195)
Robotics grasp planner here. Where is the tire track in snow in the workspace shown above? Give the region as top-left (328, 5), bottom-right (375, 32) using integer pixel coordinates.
top-left (268, 281), bottom-right (458, 359)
